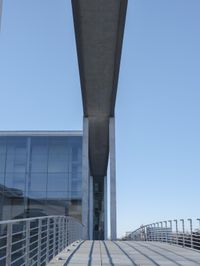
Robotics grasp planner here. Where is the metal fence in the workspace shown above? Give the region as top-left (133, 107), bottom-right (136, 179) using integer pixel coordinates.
top-left (126, 218), bottom-right (200, 251)
top-left (0, 215), bottom-right (83, 266)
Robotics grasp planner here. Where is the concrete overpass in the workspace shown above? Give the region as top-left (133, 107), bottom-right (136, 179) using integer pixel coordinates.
top-left (0, 0), bottom-right (126, 241)
top-left (72, 0), bottom-right (128, 240)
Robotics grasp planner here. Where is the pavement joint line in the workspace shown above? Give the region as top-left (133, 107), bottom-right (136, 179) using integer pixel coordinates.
top-left (113, 241), bottom-right (137, 266)
top-left (146, 242), bottom-right (200, 264)
top-left (99, 240), bottom-right (103, 266)
top-left (47, 240), bottom-right (84, 265)
top-left (122, 241), bottom-right (160, 266)
top-left (151, 241), bottom-right (200, 255)
top-left (47, 240), bottom-right (200, 265)
top-left (129, 241), bottom-right (182, 266)
top-left (102, 241), bottom-right (114, 266)
top-left (88, 240), bottom-right (94, 266)
top-left (64, 240), bottom-right (85, 266)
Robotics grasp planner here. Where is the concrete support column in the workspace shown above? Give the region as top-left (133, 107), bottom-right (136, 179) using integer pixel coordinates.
top-left (109, 117), bottom-right (117, 240)
top-left (104, 176), bottom-right (108, 240)
top-left (89, 176), bottom-right (93, 240)
top-left (82, 117), bottom-right (90, 239)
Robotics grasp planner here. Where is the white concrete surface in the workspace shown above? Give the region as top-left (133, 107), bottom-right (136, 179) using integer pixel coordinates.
top-left (48, 240), bottom-right (200, 266)
top-left (82, 118), bottom-right (90, 239)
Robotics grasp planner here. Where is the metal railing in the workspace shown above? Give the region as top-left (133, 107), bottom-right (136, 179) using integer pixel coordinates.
top-left (0, 215), bottom-right (83, 266)
top-left (126, 218), bottom-right (200, 251)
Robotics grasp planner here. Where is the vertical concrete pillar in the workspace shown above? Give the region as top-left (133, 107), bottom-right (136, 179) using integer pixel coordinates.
top-left (104, 176), bottom-right (108, 240)
top-left (82, 117), bottom-right (89, 239)
top-left (109, 117), bottom-right (117, 240)
top-left (89, 176), bottom-right (93, 240)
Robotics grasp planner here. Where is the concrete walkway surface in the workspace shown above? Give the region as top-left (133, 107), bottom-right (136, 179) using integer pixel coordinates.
top-left (48, 240), bottom-right (200, 266)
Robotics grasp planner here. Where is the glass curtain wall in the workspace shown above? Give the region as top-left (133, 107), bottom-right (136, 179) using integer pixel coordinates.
top-left (0, 135), bottom-right (82, 222)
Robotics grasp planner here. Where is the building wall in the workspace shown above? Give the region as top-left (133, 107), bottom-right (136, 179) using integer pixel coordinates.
top-left (0, 135), bottom-right (82, 221)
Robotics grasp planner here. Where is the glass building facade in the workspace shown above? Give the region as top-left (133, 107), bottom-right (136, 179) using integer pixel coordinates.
top-left (0, 132), bottom-right (82, 222)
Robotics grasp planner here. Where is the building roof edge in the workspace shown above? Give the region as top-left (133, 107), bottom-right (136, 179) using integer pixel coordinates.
top-left (0, 130), bottom-right (82, 136)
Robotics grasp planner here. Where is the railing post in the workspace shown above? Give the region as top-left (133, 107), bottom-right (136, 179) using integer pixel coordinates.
top-left (150, 225), bottom-right (153, 241)
top-left (168, 220), bottom-right (172, 244)
top-left (160, 222), bottom-right (163, 242)
top-left (72, 220), bottom-right (75, 243)
top-left (61, 217), bottom-right (65, 250)
top-left (140, 226), bottom-right (145, 241)
top-left (197, 218), bottom-right (200, 228)
top-left (66, 217), bottom-right (69, 246)
top-left (64, 218), bottom-right (67, 247)
top-left (135, 231), bottom-right (137, 241)
top-left (156, 223), bottom-right (159, 242)
top-left (61, 217), bottom-right (64, 250)
top-left (53, 217), bottom-right (57, 257)
top-left (197, 219), bottom-right (200, 250)
top-left (1, 215), bottom-right (83, 266)
top-left (60, 217), bottom-right (63, 250)
top-left (145, 226), bottom-right (147, 241)
top-left (6, 223), bottom-right (12, 266)
top-left (174, 220), bottom-right (178, 245)
top-left (37, 219), bottom-right (42, 266)
top-left (164, 221), bottom-right (167, 242)
top-left (68, 218), bottom-right (71, 245)
top-left (46, 218), bottom-right (50, 264)
top-left (74, 222), bottom-right (77, 241)
top-left (58, 217), bottom-right (62, 253)
top-left (153, 223), bottom-right (156, 242)
top-left (25, 220), bottom-right (30, 265)
top-left (180, 219), bottom-right (185, 247)
top-left (58, 217), bottom-right (61, 252)
top-left (188, 219), bottom-right (193, 249)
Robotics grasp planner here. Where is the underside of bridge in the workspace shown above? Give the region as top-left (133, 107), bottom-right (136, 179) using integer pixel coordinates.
top-left (72, 0), bottom-right (127, 240)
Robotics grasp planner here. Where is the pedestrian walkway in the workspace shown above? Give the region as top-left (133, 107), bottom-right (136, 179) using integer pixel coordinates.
top-left (48, 240), bottom-right (200, 266)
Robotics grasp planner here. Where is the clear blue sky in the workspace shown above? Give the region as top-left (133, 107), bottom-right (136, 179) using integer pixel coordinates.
top-left (1, 0), bottom-right (200, 238)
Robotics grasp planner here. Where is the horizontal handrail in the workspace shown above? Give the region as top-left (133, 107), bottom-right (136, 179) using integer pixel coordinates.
top-left (0, 215), bottom-right (83, 225)
top-left (0, 215), bottom-right (83, 265)
top-left (125, 218), bottom-right (200, 251)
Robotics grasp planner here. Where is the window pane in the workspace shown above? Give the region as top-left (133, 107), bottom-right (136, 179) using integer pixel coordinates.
top-left (29, 173), bottom-right (47, 192)
top-left (28, 191), bottom-right (46, 199)
top-left (0, 139), bottom-right (6, 154)
top-left (31, 145), bottom-right (48, 172)
top-left (3, 192), bottom-right (25, 220)
top-left (48, 145), bottom-right (68, 173)
top-left (46, 195), bottom-right (68, 216)
top-left (47, 191), bottom-right (68, 199)
top-left (5, 173), bottom-right (26, 191)
top-left (68, 199), bottom-right (81, 221)
top-left (0, 141), bottom-right (6, 173)
top-left (47, 173), bottom-right (68, 192)
top-left (27, 192), bottom-right (47, 217)
top-left (0, 173), bottom-right (4, 188)
top-left (69, 171), bottom-right (82, 189)
top-left (71, 190), bottom-right (82, 199)
top-left (68, 137), bottom-right (82, 165)
top-left (6, 146), bottom-right (26, 173)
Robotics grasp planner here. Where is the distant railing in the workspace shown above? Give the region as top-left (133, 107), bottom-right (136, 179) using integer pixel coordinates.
top-left (126, 218), bottom-right (200, 251)
top-left (0, 215), bottom-right (83, 266)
